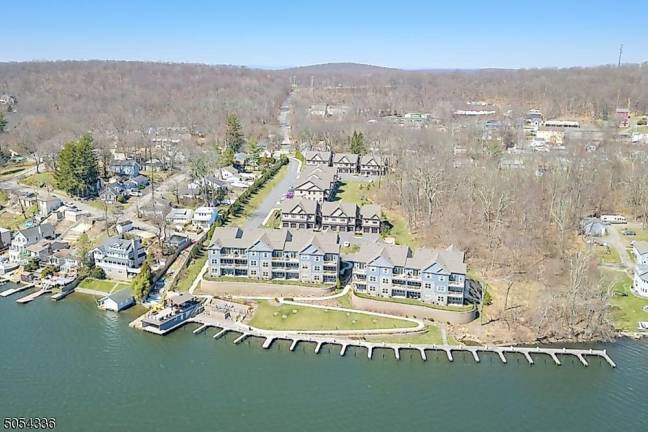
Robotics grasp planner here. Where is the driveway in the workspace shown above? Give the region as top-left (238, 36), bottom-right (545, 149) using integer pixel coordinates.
top-left (607, 225), bottom-right (633, 271)
top-left (244, 157), bottom-right (300, 229)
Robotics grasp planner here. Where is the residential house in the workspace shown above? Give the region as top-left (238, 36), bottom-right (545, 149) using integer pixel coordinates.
top-left (38, 197), bottom-right (63, 218)
top-left (49, 249), bottom-right (79, 272)
top-left (17, 191), bottom-right (38, 210)
top-left (633, 241), bottom-right (648, 266)
top-left (207, 227), bottom-right (341, 284)
top-left (321, 202), bottom-right (358, 232)
top-left (0, 228), bottom-right (11, 251)
top-left (303, 151), bottom-right (332, 167)
top-left (109, 159), bottom-right (141, 177)
top-left (280, 198), bottom-right (319, 229)
top-left (92, 237), bottom-right (147, 280)
top-left (9, 223), bottom-right (55, 263)
top-left (193, 207), bottom-right (219, 230)
top-left (99, 288), bottom-right (135, 312)
top-left (634, 265), bottom-right (648, 298)
top-left (294, 166), bottom-right (338, 202)
top-left (165, 234), bottom-right (191, 251)
top-left (581, 218), bottom-right (607, 237)
top-left (125, 175), bottom-right (149, 190)
top-left (359, 155), bottom-right (387, 176)
top-left (143, 159), bottom-right (166, 172)
top-left (141, 293), bottom-right (203, 334)
top-left (116, 220), bottom-right (133, 235)
top-left (360, 204), bottom-right (382, 233)
top-left (332, 153), bottom-right (359, 174)
top-left (99, 184), bottom-right (124, 204)
top-left (219, 166), bottom-right (241, 182)
top-left (233, 152), bottom-right (249, 169)
top-left (166, 208), bottom-right (194, 226)
top-left (347, 244), bottom-right (467, 306)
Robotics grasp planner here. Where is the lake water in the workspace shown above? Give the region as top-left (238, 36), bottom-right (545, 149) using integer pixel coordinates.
top-left (1, 295), bottom-right (647, 432)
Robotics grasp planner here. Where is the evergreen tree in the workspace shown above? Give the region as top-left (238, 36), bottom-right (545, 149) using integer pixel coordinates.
top-left (222, 146), bottom-right (235, 166)
top-left (224, 113), bottom-right (245, 153)
top-left (132, 256), bottom-right (153, 301)
top-left (349, 130), bottom-right (367, 155)
top-left (247, 135), bottom-right (261, 165)
top-left (55, 134), bottom-right (100, 197)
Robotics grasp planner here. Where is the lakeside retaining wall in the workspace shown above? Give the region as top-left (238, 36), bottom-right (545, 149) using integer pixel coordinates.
top-left (350, 292), bottom-right (477, 324)
top-left (200, 279), bottom-right (334, 298)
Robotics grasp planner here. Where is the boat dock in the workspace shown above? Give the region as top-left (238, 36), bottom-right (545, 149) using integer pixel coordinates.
top-left (0, 283), bottom-right (35, 297)
top-left (51, 289), bottom-right (75, 301)
top-left (186, 317), bottom-right (616, 368)
top-left (16, 288), bottom-right (51, 304)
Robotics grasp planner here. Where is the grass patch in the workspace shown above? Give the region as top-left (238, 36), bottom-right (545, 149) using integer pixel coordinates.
top-left (0, 163), bottom-right (34, 178)
top-left (0, 211), bottom-right (27, 230)
top-left (607, 270), bottom-right (648, 331)
top-left (594, 244), bottom-right (621, 265)
top-left (79, 278), bottom-right (131, 294)
top-left (355, 291), bottom-right (475, 312)
top-left (204, 275), bottom-right (333, 289)
top-left (337, 180), bottom-right (371, 205)
top-left (382, 209), bottom-right (417, 247)
top-left (229, 164), bottom-right (288, 226)
top-left (175, 247), bottom-right (208, 292)
top-left (262, 208), bottom-right (281, 229)
top-left (340, 244), bottom-right (360, 254)
top-left (249, 300), bottom-right (416, 331)
top-left (367, 325), bottom-right (443, 345)
top-left (19, 172), bottom-right (56, 189)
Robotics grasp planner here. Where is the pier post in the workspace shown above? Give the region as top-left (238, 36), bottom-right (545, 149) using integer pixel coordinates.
top-left (213, 328), bottom-right (228, 339)
top-left (550, 352), bottom-right (561, 366)
top-left (445, 349), bottom-right (453, 362)
top-left (262, 337), bottom-right (274, 349)
top-left (233, 333), bottom-right (248, 344)
top-left (470, 349), bottom-right (480, 363)
top-left (576, 353), bottom-right (588, 366)
top-left (496, 350), bottom-right (507, 364)
top-left (393, 347), bottom-right (400, 360)
top-left (419, 348), bottom-right (427, 361)
top-left (315, 341), bottom-right (323, 354)
top-left (340, 344), bottom-right (347, 356)
top-left (367, 345), bottom-right (373, 359)
top-left (290, 339), bottom-right (299, 351)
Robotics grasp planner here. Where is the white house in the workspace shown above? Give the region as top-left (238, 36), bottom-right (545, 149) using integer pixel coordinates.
top-left (632, 241), bottom-right (648, 266)
top-left (633, 265), bottom-right (648, 298)
top-left (99, 288), bottom-right (135, 312)
top-left (166, 208), bottom-right (194, 226)
top-left (92, 237), bottom-right (146, 280)
top-left (192, 207), bottom-right (219, 229)
top-left (9, 223), bottom-right (55, 263)
top-left (116, 220), bottom-right (134, 235)
top-left (38, 197), bottom-right (63, 218)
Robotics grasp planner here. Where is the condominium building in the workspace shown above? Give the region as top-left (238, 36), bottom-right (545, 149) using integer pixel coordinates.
top-left (280, 201), bottom-right (382, 233)
top-left (280, 198), bottom-right (319, 229)
top-left (303, 151), bottom-right (332, 166)
top-left (320, 202), bottom-right (358, 232)
top-left (294, 166), bottom-right (339, 202)
top-left (207, 227), bottom-right (340, 284)
top-left (332, 153), bottom-right (359, 174)
top-left (347, 244), bottom-right (467, 306)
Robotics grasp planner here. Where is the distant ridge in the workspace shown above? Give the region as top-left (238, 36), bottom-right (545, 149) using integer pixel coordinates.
top-left (281, 62), bottom-right (403, 75)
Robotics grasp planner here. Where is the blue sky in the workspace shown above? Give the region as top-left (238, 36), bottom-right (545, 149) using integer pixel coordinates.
top-left (4, 0), bottom-right (647, 69)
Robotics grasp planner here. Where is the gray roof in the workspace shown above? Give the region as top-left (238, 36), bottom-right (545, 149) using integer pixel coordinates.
top-left (296, 166), bottom-right (337, 191)
top-left (636, 265), bottom-right (648, 282)
top-left (360, 155), bottom-right (384, 166)
top-left (280, 198), bottom-right (318, 214)
top-left (348, 243), bottom-right (466, 274)
top-left (303, 151), bottom-right (331, 163)
top-left (321, 201), bottom-right (358, 218)
top-left (360, 204), bottom-right (381, 219)
top-left (18, 223), bottom-right (55, 243)
top-left (110, 159), bottom-right (139, 167)
top-left (634, 241), bottom-right (648, 255)
top-left (105, 288), bottom-right (134, 304)
top-left (168, 292), bottom-right (194, 306)
top-left (209, 227), bottom-right (340, 255)
top-left (333, 153), bottom-right (359, 164)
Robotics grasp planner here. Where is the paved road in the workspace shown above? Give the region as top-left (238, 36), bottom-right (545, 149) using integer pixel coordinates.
top-left (607, 225), bottom-right (633, 271)
top-left (244, 157), bottom-right (300, 229)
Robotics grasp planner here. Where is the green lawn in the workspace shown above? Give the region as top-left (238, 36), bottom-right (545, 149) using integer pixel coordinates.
top-left (203, 275), bottom-right (333, 289)
top-left (175, 247), bottom-right (208, 292)
top-left (337, 180), bottom-right (371, 205)
top-left (0, 205), bottom-right (37, 230)
top-left (382, 209), bottom-right (417, 247)
top-left (79, 278), bottom-right (131, 294)
top-left (249, 301), bottom-right (416, 331)
top-left (0, 163), bottom-right (34, 179)
top-left (229, 165), bottom-right (288, 226)
top-left (355, 291), bottom-right (475, 312)
top-left (368, 325), bottom-right (443, 345)
top-left (607, 271), bottom-right (648, 332)
top-left (262, 209), bottom-right (281, 229)
top-left (19, 172), bottom-right (56, 189)
top-left (595, 244), bottom-right (621, 265)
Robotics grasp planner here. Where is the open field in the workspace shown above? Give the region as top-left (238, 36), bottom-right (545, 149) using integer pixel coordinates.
top-left (175, 247), bottom-right (207, 292)
top-left (229, 165), bottom-right (288, 226)
top-left (382, 209), bottom-right (417, 247)
top-left (606, 270), bottom-right (648, 332)
top-left (594, 244), bottom-right (622, 265)
top-left (19, 172), bottom-right (56, 189)
top-left (367, 325), bottom-right (444, 345)
top-left (249, 300), bottom-right (417, 331)
top-left (337, 180), bottom-right (371, 205)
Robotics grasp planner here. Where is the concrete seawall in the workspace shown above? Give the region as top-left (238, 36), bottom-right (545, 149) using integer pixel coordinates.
top-left (350, 292), bottom-right (477, 324)
top-left (200, 279), bottom-right (335, 298)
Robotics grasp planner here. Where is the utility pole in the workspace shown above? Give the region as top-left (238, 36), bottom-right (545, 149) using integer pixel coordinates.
top-left (617, 44), bottom-right (623, 67)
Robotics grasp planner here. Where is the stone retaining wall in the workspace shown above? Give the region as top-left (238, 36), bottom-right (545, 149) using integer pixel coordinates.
top-left (200, 279), bottom-right (334, 298)
top-left (350, 292), bottom-right (476, 324)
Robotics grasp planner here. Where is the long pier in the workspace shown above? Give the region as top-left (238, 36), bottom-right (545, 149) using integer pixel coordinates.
top-left (0, 283), bottom-right (34, 297)
top-left (16, 288), bottom-right (51, 304)
top-left (188, 319), bottom-right (616, 368)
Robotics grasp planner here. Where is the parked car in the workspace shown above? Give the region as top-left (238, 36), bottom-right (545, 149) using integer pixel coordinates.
top-left (621, 228), bottom-right (636, 236)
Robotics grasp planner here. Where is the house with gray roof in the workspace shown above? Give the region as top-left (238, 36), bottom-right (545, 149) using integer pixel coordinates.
top-left (359, 155), bottom-right (387, 176)
top-left (9, 223), bottom-right (55, 263)
top-left (346, 243), bottom-right (467, 306)
top-left (109, 159), bottom-right (141, 177)
top-left (280, 198), bottom-right (319, 229)
top-left (332, 153), bottom-right (359, 174)
top-left (92, 237), bottom-right (146, 280)
top-left (633, 265), bottom-right (648, 298)
top-left (360, 204), bottom-right (382, 233)
top-left (99, 288), bottom-right (135, 312)
top-left (303, 151), bottom-right (332, 167)
top-left (294, 166), bottom-right (339, 202)
top-left (633, 241), bottom-right (648, 266)
top-left (321, 202), bottom-right (358, 232)
top-left (208, 227), bottom-right (340, 284)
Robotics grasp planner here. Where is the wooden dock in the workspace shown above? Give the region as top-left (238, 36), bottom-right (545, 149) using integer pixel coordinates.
top-left (187, 318), bottom-right (616, 368)
top-left (16, 288), bottom-right (51, 304)
top-left (51, 289), bottom-right (75, 301)
top-left (0, 283), bottom-right (34, 298)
